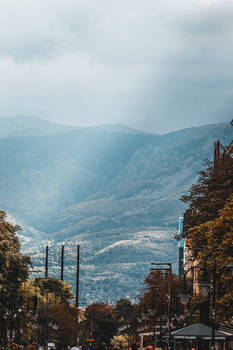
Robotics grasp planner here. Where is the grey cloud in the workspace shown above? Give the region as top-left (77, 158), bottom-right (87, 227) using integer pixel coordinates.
top-left (0, 0), bottom-right (233, 133)
top-left (175, 4), bottom-right (233, 37)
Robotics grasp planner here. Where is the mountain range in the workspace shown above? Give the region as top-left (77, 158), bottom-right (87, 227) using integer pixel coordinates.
top-left (0, 115), bottom-right (232, 304)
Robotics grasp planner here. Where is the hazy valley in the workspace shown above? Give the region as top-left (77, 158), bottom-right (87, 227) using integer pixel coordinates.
top-left (1, 116), bottom-right (232, 304)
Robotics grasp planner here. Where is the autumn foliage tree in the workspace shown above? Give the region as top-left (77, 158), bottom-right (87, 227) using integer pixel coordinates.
top-left (45, 303), bottom-right (80, 346)
top-left (182, 156), bottom-right (233, 241)
top-left (138, 269), bottom-right (182, 331)
top-left (0, 210), bottom-right (79, 345)
top-left (187, 195), bottom-right (233, 323)
top-left (35, 277), bottom-right (73, 303)
top-left (79, 303), bottom-right (117, 345)
top-left (181, 137), bottom-right (233, 324)
top-left (114, 298), bottom-right (135, 324)
top-left (32, 277), bottom-right (76, 345)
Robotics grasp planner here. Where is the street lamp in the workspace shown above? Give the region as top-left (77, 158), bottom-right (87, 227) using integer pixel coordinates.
top-left (198, 275), bottom-right (211, 296)
top-left (178, 266), bottom-right (194, 305)
top-left (17, 306), bottom-right (23, 344)
top-left (226, 261), bottom-right (233, 276)
top-left (178, 291), bottom-right (191, 306)
top-left (178, 253), bottom-right (233, 330)
top-left (151, 262), bottom-right (172, 350)
top-left (197, 248), bottom-right (233, 350)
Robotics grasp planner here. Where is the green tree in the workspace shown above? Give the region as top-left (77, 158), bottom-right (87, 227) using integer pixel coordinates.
top-left (35, 277), bottom-right (73, 303)
top-left (114, 299), bottom-right (135, 325)
top-left (0, 210), bottom-right (31, 290)
top-left (11, 277), bottom-right (75, 344)
top-left (111, 334), bottom-right (131, 349)
top-left (32, 277), bottom-right (75, 344)
top-left (80, 303), bottom-right (117, 345)
top-left (113, 299), bottom-right (138, 344)
top-left (0, 210), bottom-right (31, 343)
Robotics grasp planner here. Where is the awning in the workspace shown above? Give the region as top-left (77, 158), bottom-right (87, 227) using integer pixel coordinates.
top-left (217, 325), bottom-right (233, 339)
top-left (171, 323), bottom-right (227, 340)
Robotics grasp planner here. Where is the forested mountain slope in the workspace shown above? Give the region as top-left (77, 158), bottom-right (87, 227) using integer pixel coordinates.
top-left (0, 116), bottom-right (232, 303)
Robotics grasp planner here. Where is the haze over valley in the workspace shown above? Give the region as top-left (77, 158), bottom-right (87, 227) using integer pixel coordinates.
top-left (1, 116), bottom-right (232, 304)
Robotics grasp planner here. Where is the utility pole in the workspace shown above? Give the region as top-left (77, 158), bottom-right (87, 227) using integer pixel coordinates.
top-left (75, 245), bottom-right (80, 308)
top-left (61, 245), bottom-right (64, 281)
top-left (45, 245), bottom-right (48, 278)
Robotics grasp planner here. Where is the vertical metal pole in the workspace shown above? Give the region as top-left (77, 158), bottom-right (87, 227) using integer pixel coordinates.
top-left (160, 303), bottom-right (163, 348)
top-left (153, 313), bottom-right (156, 349)
top-left (45, 246), bottom-right (48, 278)
top-left (168, 264), bottom-right (172, 350)
top-left (178, 217), bottom-right (184, 278)
top-left (61, 245), bottom-right (64, 281)
top-left (18, 314), bottom-right (21, 345)
top-left (150, 262), bottom-right (172, 349)
top-left (140, 335), bottom-right (143, 350)
top-left (211, 262), bottom-right (216, 350)
top-left (75, 245), bottom-right (80, 308)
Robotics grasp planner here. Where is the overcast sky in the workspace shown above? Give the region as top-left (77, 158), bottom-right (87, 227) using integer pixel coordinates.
top-left (1, 0), bottom-right (233, 133)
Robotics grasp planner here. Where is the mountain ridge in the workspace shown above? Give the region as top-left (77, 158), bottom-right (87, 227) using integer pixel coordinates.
top-left (0, 115), bottom-right (158, 138)
top-left (0, 116), bottom-right (232, 303)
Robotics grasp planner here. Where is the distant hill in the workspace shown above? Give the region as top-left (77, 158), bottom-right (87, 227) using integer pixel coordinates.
top-left (0, 115), bottom-right (75, 138)
top-left (0, 115), bottom-right (151, 139)
top-left (0, 117), bottom-right (232, 303)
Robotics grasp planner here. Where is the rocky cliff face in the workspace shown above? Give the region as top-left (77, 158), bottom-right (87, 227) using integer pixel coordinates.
top-left (1, 117), bottom-right (232, 303)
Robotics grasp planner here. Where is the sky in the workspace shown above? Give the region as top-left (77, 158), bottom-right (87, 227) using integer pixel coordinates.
top-left (1, 0), bottom-right (233, 133)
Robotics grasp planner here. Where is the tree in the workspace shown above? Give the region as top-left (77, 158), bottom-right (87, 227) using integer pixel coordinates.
top-left (79, 303), bottom-right (117, 345)
top-left (181, 156), bottom-right (233, 241)
top-left (32, 277), bottom-right (75, 345)
top-left (187, 194), bottom-right (233, 323)
top-left (139, 269), bottom-right (181, 310)
top-left (111, 334), bottom-right (130, 349)
top-left (114, 299), bottom-right (135, 327)
top-left (113, 299), bottom-right (138, 344)
top-left (0, 210), bottom-right (31, 291)
top-left (0, 210), bottom-right (31, 343)
top-left (0, 211), bottom-right (79, 344)
top-left (179, 135), bottom-right (233, 325)
top-left (44, 303), bottom-right (80, 346)
top-left (35, 277), bottom-right (73, 303)
top-left (11, 276), bottom-right (75, 344)
top-left (137, 269), bottom-right (182, 333)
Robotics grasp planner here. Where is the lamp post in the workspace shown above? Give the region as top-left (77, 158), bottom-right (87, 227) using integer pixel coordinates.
top-left (198, 249), bottom-right (233, 350)
top-left (178, 265), bottom-right (211, 326)
top-left (0, 283), bottom-right (4, 346)
top-left (151, 262), bottom-right (172, 350)
top-left (147, 309), bottom-right (157, 349)
top-left (178, 248), bottom-right (233, 350)
top-left (16, 306), bottom-right (23, 344)
top-left (178, 265), bottom-right (196, 306)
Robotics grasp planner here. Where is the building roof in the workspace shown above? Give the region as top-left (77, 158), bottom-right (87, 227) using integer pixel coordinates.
top-left (171, 323), bottom-right (228, 340)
